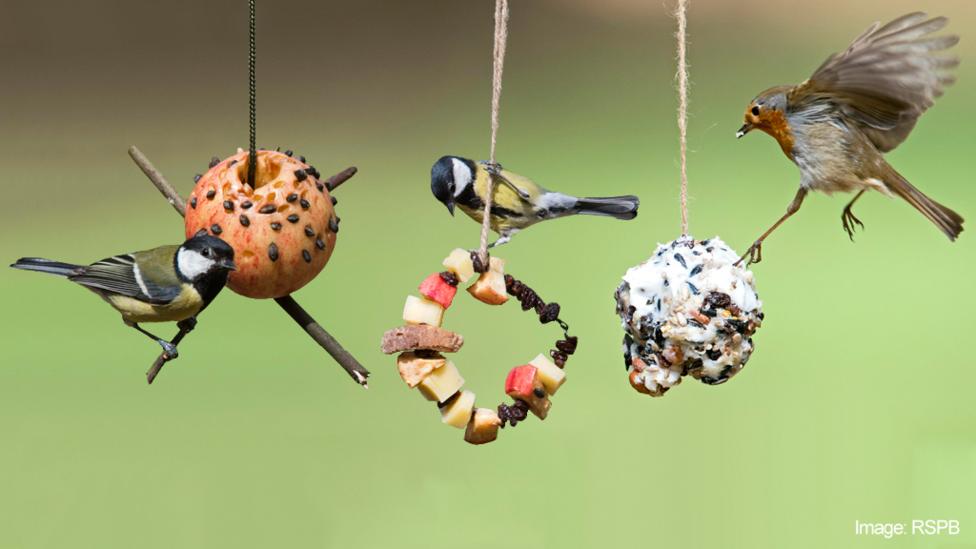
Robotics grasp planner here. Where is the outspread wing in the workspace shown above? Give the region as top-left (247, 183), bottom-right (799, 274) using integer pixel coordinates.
top-left (69, 253), bottom-right (180, 305)
top-left (791, 12), bottom-right (958, 152)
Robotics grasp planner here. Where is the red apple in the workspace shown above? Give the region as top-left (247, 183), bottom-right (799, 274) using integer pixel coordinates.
top-left (419, 273), bottom-right (457, 309)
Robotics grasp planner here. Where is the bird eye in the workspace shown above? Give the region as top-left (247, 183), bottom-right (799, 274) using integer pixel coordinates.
top-left (202, 249), bottom-right (211, 258)
top-left (751, 106), bottom-right (761, 116)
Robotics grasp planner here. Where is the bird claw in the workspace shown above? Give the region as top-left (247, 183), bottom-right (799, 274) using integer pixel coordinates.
top-left (841, 206), bottom-right (864, 241)
top-left (736, 240), bottom-right (763, 266)
top-left (158, 340), bottom-right (179, 360)
top-left (482, 161), bottom-right (503, 176)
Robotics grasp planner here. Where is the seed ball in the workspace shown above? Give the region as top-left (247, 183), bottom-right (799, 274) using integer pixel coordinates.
top-left (184, 149), bottom-right (338, 298)
top-left (615, 235), bottom-right (763, 397)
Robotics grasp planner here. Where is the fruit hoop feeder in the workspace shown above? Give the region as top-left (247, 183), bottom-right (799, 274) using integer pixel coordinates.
top-left (128, 146), bottom-right (369, 387)
top-left (381, 249), bottom-right (577, 445)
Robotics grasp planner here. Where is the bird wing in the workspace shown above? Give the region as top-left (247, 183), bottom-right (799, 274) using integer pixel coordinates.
top-left (69, 248), bottom-right (181, 305)
top-left (790, 12), bottom-right (958, 152)
top-left (498, 167), bottom-right (545, 202)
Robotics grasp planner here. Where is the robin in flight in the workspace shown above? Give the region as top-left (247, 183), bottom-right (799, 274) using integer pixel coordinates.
top-left (736, 12), bottom-right (964, 264)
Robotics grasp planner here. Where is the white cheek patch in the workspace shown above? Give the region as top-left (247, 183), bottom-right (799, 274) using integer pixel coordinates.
top-left (451, 158), bottom-right (472, 197)
top-left (177, 249), bottom-right (216, 280)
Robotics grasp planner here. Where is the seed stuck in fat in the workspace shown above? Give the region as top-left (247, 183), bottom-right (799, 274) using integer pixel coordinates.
top-left (241, 200), bottom-right (253, 210)
top-left (329, 217), bottom-right (340, 233)
top-left (190, 197), bottom-right (197, 209)
top-left (270, 222), bottom-right (282, 231)
top-left (316, 182), bottom-right (325, 192)
top-left (302, 249), bottom-right (312, 263)
top-left (239, 214), bottom-right (250, 227)
top-left (294, 169), bottom-right (307, 182)
top-left (315, 238), bottom-right (325, 250)
top-left (209, 156), bottom-right (220, 168)
top-left (206, 189), bottom-right (216, 200)
top-left (299, 198), bottom-right (310, 210)
top-left (268, 243), bottom-right (279, 261)
top-left (259, 204), bottom-right (276, 214)
top-left (210, 224), bottom-right (222, 235)
top-left (286, 193), bottom-right (298, 203)
top-left (193, 174), bottom-right (202, 183)
top-left (287, 214), bottom-right (300, 223)
top-left (304, 225), bottom-right (315, 237)
top-left (223, 200), bottom-right (234, 211)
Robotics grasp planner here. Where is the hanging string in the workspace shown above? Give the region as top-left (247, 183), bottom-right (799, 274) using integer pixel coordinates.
top-left (478, 0), bottom-right (510, 264)
top-left (246, 0), bottom-right (257, 188)
top-left (675, 0), bottom-right (690, 236)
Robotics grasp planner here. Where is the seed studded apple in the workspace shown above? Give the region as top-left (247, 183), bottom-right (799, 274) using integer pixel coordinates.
top-left (440, 390), bottom-right (476, 428)
top-left (403, 295), bottom-right (444, 326)
top-left (397, 352), bottom-right (446, 388)
top-left (419, 273), bottom-right (458, 309)
top-left (185, 149), bottom-right (338, 299)
top-left (464, 408), bottom-right (501, 445)
top-left (418, 360), bottom-right (465, 403)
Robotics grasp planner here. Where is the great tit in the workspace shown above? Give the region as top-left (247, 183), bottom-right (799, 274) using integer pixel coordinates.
top-left (10, 234), bottom-right (235, 358)
top-left (431, 155), bottom-right (640, 246)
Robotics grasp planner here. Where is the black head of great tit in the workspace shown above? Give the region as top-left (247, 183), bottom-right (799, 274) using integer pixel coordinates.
top-left (430, 155), bottom-right (478, 216)
top-left (10, 234), bottom-right (236, 358)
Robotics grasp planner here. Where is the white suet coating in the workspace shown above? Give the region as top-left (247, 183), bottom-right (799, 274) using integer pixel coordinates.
top-left (615, 236), bottom-right (763, 397)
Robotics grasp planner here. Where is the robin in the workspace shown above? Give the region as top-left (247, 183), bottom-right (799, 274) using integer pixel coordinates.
top-left (736, 12), bottom-right (964, 264)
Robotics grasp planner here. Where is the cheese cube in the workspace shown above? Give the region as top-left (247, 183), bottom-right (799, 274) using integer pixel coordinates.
top-left (529, 353), bottom-right (565, 395)
top-left (418, 360), bottom-right (465, 403)
top-left (396, 352), bottom-right (446, 388)
top-left (467, 270), bottom-right (508, 305)
top-left (464, 408), bottom-right (501, 445)
top-left (440, 390), bottom-right (476, 428)
top-left (402, 295), bottom-right (444, 326)
top-left (442, 248), bottom-right (476, 284)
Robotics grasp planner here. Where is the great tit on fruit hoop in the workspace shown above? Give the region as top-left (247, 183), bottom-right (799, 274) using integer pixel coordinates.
top-left (431, 155), bottom-right (640, 247)
top-left (10, 234), bottom-right (235, 359)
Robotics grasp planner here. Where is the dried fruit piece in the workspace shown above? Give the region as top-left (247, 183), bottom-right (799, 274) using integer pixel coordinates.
top-left (419, 273), bottom-right (458, 309)
top-left (442, 248), bottom-right (475, 284)
top-left (464, 408), bottom-right (502, 445)
top-left (468, 270), bottom-right (508, 305)
top-left (529, 353), bottom-right (565, 395)
top-left (418, 361), bottom-right (465, 403)
top-left (440, 390), bottom-right (476, 428)
top-left (402, 295), bottom-right (445, 326)
top-left (380, 325), bottom-right (463, 354)
top-left (396, 352), bottom-right (446, 388)
top-left (184, 149), bottom-right (338, 298)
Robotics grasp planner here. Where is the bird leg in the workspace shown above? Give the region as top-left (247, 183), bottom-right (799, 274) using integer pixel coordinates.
top-left (129, 322), bottom-right (180, 359)
top-left (144, 317), bottom-right (198, 384)
top-left (841, 190), bottom-right (866, 241)
top-left (481, 161), bottom-right (531, 200)
top-left (737, 188), bottom-right (807, 266)
top-left (488, 230), bottom-right (518, 248)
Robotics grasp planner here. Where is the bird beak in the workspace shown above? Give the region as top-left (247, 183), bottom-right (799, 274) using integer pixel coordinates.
top-left (445, 200), bottom-right (455, 216)
top-left (736, 123), bottom-right (753, 139)
top-left (220, 259), bottom-right (237, 271)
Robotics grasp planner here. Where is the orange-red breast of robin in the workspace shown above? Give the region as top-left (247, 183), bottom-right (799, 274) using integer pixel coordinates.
top-left (736, 12), bottom-right (964, 264)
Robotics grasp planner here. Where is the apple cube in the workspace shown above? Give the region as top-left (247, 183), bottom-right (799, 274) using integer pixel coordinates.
top-left (402, 295), bottom-right (444, 326)
top-left (419, 273), bottom-right (458, 309)
top-left (529, 353), bottom-right (565, 395)
top-left (418, 360), bottom-right (465, 403)
top-left (504, 365), bottom-right (550, 419)
top-left (467, 270), bottom-right (508, 305)
top-left (464, 408), bottom-right (501, 445)
top-left (442, 248), bottom-right (476, 284)
top-left (396, 352), bottom-right (446, 388)
top-left (487, 256), bottom-right (505, 273)
top-left (440, 390), bottom-right (476, 428)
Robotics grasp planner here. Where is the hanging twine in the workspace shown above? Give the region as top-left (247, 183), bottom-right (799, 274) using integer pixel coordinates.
top-left (675, 0), bottom-right (690, 236)
top-left (478, 0), bottom-right (510, 263)
top-left (246, 0), bottom-right (257, 188)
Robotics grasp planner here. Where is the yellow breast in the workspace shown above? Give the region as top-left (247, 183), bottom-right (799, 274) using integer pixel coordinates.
top-left (107, 285), bottom-right (203, 323)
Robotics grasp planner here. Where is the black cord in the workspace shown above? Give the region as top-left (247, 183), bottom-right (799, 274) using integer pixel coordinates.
top-left (247, 0), bottom-right (257, 188)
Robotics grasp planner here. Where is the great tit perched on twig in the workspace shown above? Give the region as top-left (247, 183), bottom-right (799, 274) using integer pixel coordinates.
top-left (431, 155), bottom-right (640, 246)
top-left (10, 234), bottom-right (235, 359)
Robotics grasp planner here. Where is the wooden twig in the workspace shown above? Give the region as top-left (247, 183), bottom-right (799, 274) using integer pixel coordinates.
top-left (146, 322), bottom-right (194, 384)
top-left (128, 145), bottom-right (370, 387)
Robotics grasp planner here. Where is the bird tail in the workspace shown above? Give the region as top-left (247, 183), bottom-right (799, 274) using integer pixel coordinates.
top-left (574, 195), bottom-right (640, 220)
top-left (10, 257), bottom-right (85, 277)
top-left (884, 169), bottom-right (963, 241)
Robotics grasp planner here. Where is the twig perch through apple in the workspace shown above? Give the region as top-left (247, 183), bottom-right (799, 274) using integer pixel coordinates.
top-left (128, 145), bottom-right (369, 387)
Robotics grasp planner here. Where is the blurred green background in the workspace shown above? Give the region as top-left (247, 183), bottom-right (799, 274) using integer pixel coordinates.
top-left (1, 1), bottom-right (974, 547)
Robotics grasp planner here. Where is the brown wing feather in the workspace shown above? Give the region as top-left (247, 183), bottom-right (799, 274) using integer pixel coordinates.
top-left (791, 12), bottom-right (958, 152)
